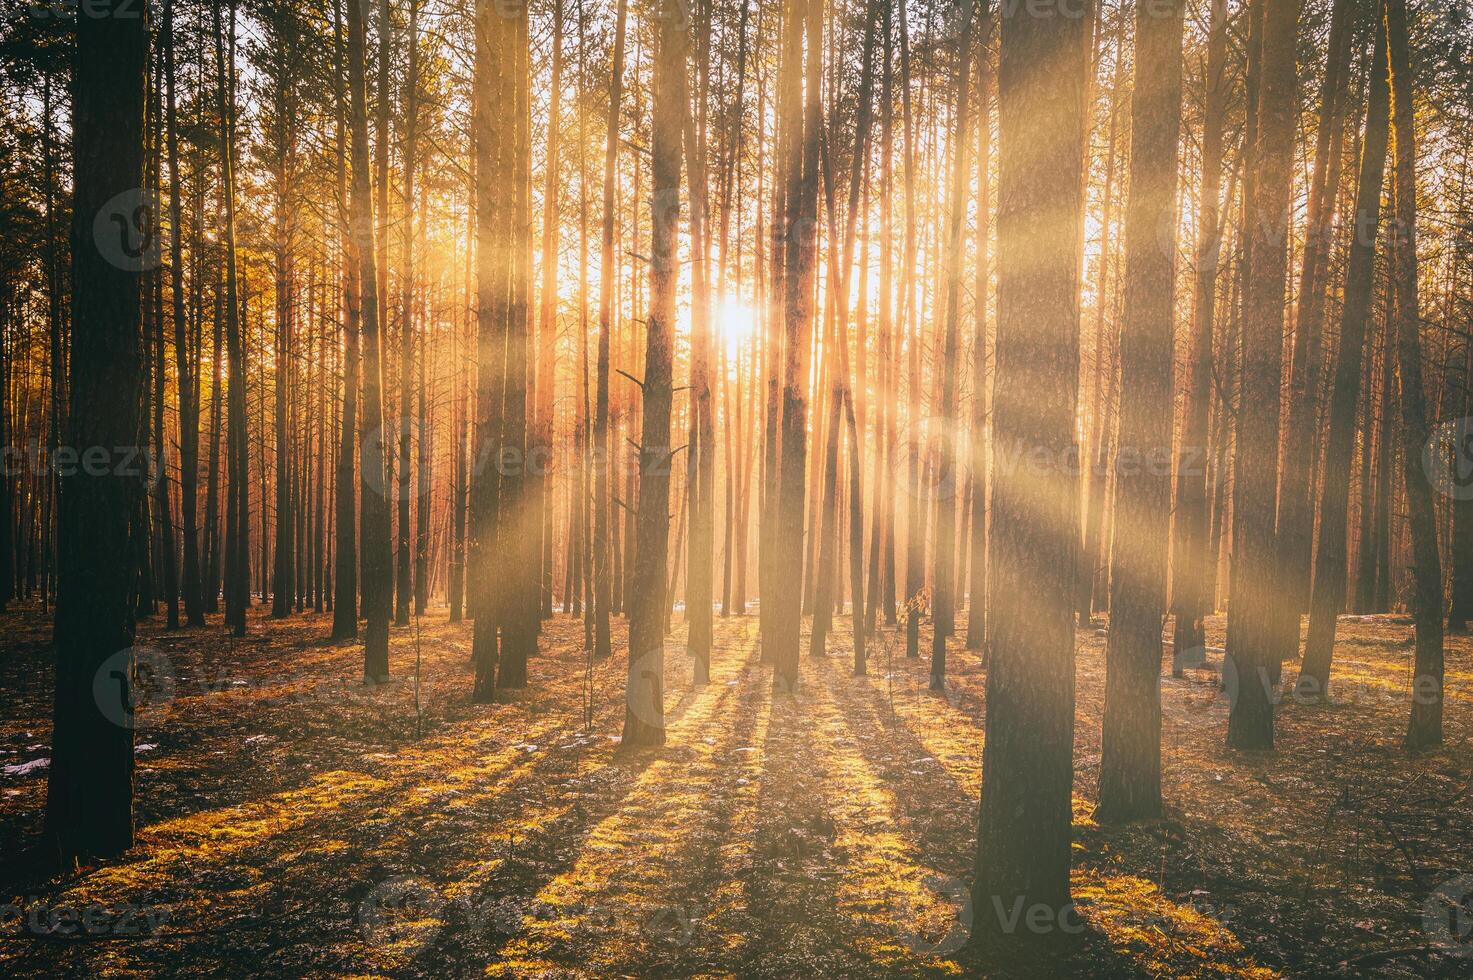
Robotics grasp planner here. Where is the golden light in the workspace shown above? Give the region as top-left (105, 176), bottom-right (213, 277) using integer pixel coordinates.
top-left (715, 298), bottom-right (757, 349)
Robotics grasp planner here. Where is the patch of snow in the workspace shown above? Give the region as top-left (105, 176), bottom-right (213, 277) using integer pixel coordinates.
top-left (136, 743), bottom-right (159, 754)
top-left (3, 758), bottom-right (50, 777)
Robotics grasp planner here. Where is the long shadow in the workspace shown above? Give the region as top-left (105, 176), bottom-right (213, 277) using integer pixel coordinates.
top-left (421, 641), bottom-right (764, 977)
top-left (824, 653), bottom-right (1205, 979)
top-left (2, 624), bottom-right (642, 977)
top-left (599, 647), bottom-right (771, 976)
top-left (729, 659), bottom-right (877, 979)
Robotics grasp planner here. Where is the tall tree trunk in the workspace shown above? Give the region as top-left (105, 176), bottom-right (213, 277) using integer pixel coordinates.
top-left (205, 285), bottom-right (224, 615)
top-left (349, 0), bottom-right (393, 682)
top-left (470, 0), bottom-right (509, 700)
top-left (1097, 0), bottom-right (1184, 823)
top-left (1372, 301), bottom-right (1394, 614)
top-left (972, 0), bottom-right (1089, 938)
top-left (900, 0), bottom-right (924, 662)
top-left (46, 1), bottom-right (148, 864)
top-left (813, 2), bottom-right (880, 665)
top-left (1276, 0), bottom-right (1355, 624)
top-left (1169, 0), bottom-right (1227, 664)
top-left (1225, 0), bottom-right (1299, 751)
top-left (965, 13), bottom-right (994, 653)
top-left (395, 1), bottom-right (420, 628)
top-left (1353, 313), bottom-right (1380, 614)
top-left (166, 0), bottom-right (204, 627)
top-left (622, 0), bottom-right (685, 747)
top-left (683, 24), bottom-right (716, 686)
top-left (331, 0), bottom-right (360, 641)
top-left (499, 4), bottom-right (537, 689)
top-left (931, 0), bottom-right (976, 691)
top-left (537, 0), bottom-right (565, 624)
top-left (593, 0), bottom-right (628, 663)
top-left (217, 0), bottom-right (251, 637)
top-left (1080, 13), bottom-right (1126, 623)
top-left (1302, 5), bottom-right (1391, 694)
top-left (1385, 0), bottom-right (1443, 750)
top-left (271, 157), bottom-right (296, 620)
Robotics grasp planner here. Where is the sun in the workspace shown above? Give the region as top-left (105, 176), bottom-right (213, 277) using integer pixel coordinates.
top-left (715, 298), bottom-right (757, 349)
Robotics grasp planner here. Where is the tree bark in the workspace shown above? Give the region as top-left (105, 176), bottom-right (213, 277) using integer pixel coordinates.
top-left (331, 0), bottom-right (360, 640)
top-left (1385, 0), bottom-right (1444, 749)
top-left (1300, 14), bottom-right (1390, 693)
top-left (931, 0), bottom-right (976, 691)
top-left (972, 0), bottom-right (1088, 941)
top-left (622, 0), bottom-right (685, 747)
top-left (46, 0), bottom-right (148, 864)
top-left (593, 0), bottom-right (628, 663)
top-left (348, 0), bottom-right (392, 682)
top-left (1097, 0), bottom-right (1184, 823)
top-left (1225, 0), bottom-right (1299, 752)
top-left (1169, 0), bottom-right (1228, 664)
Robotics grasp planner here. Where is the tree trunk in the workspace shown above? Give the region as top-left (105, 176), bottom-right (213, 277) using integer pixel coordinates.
top-left (1169, 0), bottom-right (1227, 664)
top-left (45, 3), bottom-right (148, 864)
top-left (537, 0), bottom-right (565, 624)
top-left (972, 0), bottom-right (1088, 940)
top-left (1275, 0), bottom-right (1355, 624)
top-left (1385, 0), bottom-right (1444, 750)
top-left (931, 0), bottom-right (975, 691)
top-left (966, 14), bottom-right (994, 653)
top-left (1225, 0), bottom-right (1298, 752)
top-left (331, 0), bottom-right (360, 640)
top-left (1097, 0), bottom-right (1184, 823)
top-left (622, 0), bottom-right (685, 747)
top-left (395, 0), bottom-right (421, 629)
top-left (348, 0), bottom-right (392, 682)
top-left (1301, 7), bottom-right (1391, 694)
top-left (165, 0), bottom-right (204, 627)
top-left (593, 0), bottom-right (628, 663)
top-left (217, 0), bottom-right (251, 638)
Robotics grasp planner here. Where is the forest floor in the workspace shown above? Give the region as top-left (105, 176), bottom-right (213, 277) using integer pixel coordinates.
top-left (0, 601), bottom-right (1470, 978)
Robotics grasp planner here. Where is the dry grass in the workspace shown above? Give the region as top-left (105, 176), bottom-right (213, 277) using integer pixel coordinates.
top-left (0, 602), bottom-right (1468, 977)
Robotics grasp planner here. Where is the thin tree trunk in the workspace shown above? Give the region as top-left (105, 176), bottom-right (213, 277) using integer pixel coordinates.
top-left (1385, 0), bottom-right (1444, 749)
top-left (622, 0), bottom-right (685, 747)
top-left (166, 0), bottom-right (203, 627)
top-left (1225, 0), bottom-right (1298, 751)
top-left (930, 0), bottom-right (975, 691)
top-left (348, 0), bottom-right (392, 682)
top-left (593, 0), bottom-right (628, 663)
top-left (1303, 7), bottom-right (1391, 693)
top-left (1276, 0), bottom-right (1355, 624)
top-left (331, 0), bottom-right (360, 640)
top-left (1169, 0), bottom-right (1228, 665)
